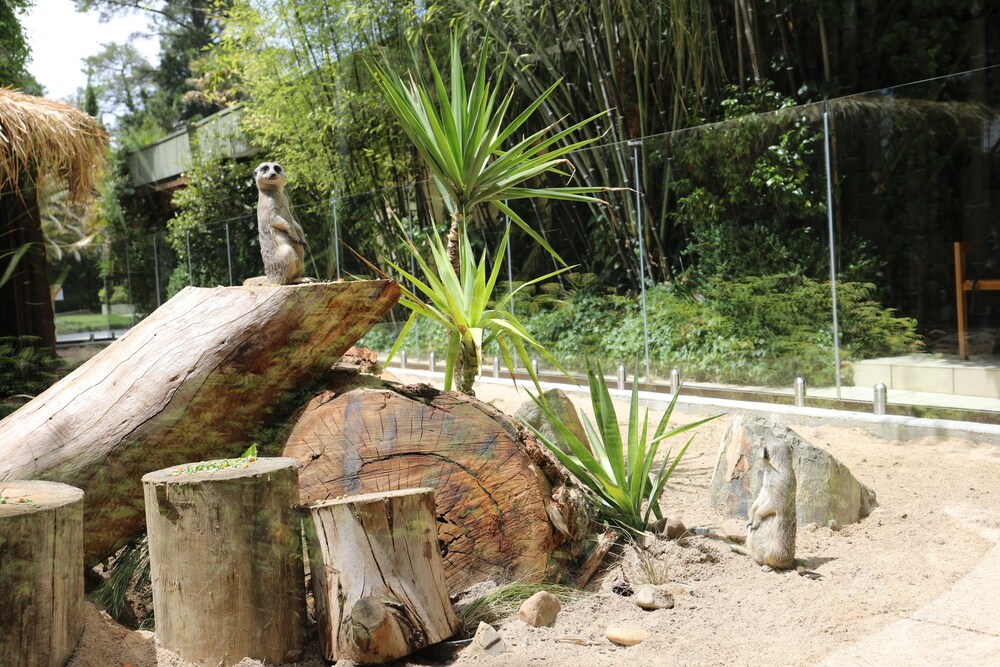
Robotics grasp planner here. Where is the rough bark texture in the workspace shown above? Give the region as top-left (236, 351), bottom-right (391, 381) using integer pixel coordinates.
top-left (283, 371), bottom-right (594, 594)
top-left (142, 457), bottom-right (305, 667)
top-left (305, 488), bottom-right (460, 663)
top-left (0, 480), bottom-right (84, 667)
top-left (0, 280), bottom-right (400, 564)
top-left (708, 413), bottom-right (877, 527)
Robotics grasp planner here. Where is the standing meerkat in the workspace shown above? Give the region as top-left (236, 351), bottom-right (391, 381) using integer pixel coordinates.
top-left (250, 161), bottom-right (312, 285)
top-left (747, 439), bottom-right (796, 571)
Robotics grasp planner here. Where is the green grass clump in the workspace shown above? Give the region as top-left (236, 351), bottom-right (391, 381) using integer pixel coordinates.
top-left (456, 582), bottom-right (588, 635)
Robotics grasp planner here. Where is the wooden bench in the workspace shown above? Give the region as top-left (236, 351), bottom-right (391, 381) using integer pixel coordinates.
top-left (954, 241), bottom-right (1000, 360)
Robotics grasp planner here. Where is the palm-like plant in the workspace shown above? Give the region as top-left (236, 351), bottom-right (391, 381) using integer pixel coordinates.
top-left (522, 362), bottom-right (720, 533)
top-left (368, 32), bottom-right (607, 394)
top-left (385, 218), bottom-right (569, 393)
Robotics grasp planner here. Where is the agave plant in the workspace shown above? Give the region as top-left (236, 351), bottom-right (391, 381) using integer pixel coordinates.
top-left (368, 31), bottom-right (607, 393)
top-left (384, 217), bottom-right (569, 394)
top-left (521, 362), bottom-right (720, 533)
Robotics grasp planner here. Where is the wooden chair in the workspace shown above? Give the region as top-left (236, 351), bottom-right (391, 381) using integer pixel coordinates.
top-left (954, 241), bottom-right (1000, 360)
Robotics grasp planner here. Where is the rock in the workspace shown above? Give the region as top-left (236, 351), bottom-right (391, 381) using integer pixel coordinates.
top-left (708, 414), bottom-right (877, 527)
top-left (516, 389), bottom-right (590, 454)
top-left (518, 591), bottom-right (561, 627)
top-left (605, 626), bottom-right (649, 646)
top-left (633, 584), bottom-right (674, 610)
top-left (467, 622), bottom-right (505, 657)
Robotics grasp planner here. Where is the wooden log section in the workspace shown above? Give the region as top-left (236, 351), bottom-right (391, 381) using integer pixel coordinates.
top-left (284, 372), bottom-right (594, 594)
top-left (0, 481), bottom-right (84, 667)
top-left (305, 488), bottom-right (460, 663)
top-left (142, 457), bottom-right (305, 667)
top-left (0, 280), bottom-right (399, 564)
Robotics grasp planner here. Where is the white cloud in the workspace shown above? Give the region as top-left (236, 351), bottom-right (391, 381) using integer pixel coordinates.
top-left (23, 0), bottom-right (160, 103)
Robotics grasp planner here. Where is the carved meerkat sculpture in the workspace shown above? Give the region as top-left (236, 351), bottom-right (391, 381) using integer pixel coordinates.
top-left (252, 161), bottom-right (312, 285)
top-left (747, 439), bottom-right (796, 571)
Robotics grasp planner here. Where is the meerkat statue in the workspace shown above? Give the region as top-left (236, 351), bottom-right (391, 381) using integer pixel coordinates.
top-left (251, 161), bottom-right (312, 285)
top-left (747, 439), bottom-right (796, 571)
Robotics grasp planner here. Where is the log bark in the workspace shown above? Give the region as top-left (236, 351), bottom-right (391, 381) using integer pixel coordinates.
top-left (305, 488), bottom-right (460, 663)
top-left (283, 372), bottom-right (594, 594)
top-left (142, 457), bottom-right (305, 667)
top-left (0, 480), bottom-right (84, 667)
top-left (0, 280), bottom-right (399, 564)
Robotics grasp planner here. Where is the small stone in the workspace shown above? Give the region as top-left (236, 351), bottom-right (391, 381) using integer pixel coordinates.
top-left (605, 625), bottom-right (649, 646)
top-left (633, 584), bottom-right (674, 610)
top-left (469, 621), bottom-right (506, 656)
top-left (518, 591), bottom-right (561, 627)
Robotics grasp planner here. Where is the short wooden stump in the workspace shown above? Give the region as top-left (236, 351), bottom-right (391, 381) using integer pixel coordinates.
top-left (305, 487), bottom-right (460, 664)
top-left (0, 480), bottom-right (84, 667)
top-left (142, 457), bottom-right (304, 667)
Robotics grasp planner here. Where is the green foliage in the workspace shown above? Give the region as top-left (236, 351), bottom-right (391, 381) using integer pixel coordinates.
top-left (0, 337), bottom-right (64, 418)
top-left (667, 84), bottom-right (829, 281)
top-left (519, 275), bottom-right (921, 387)
top-left (368, 32), bottom-right (607, 259)
top-left (386, 221), bottom-right (569, 394)
top-left (0, 0), bottom-right (42, 93)
top-left (371, 30), bottom-right (606, 393)
top-left (522, 361), bottom-right (718, 533)
top-left (166, 156), bottom-right (259, 295)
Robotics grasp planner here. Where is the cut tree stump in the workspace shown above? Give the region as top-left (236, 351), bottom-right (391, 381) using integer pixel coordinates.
top-left (283, 371), bottom-right (594, 593)
top-left (0, 481), bottom-right (84, 667)
top-left (305, 487), bottom-right (460, 663)
top-left (0, 280), bottom-right (399, 564)
top-left (142, 457), bottom-right (305, 667)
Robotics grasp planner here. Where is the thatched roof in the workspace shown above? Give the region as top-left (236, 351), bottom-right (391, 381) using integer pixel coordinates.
top-left (0, 88), bottom-right (108, 201)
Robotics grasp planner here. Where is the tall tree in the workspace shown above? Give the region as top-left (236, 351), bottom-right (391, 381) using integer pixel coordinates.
top-left (0, 0), bottom-right (42, 94)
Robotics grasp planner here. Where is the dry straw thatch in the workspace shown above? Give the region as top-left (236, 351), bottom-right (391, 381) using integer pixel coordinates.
top-left (0, 87), bottom-right (108, 201)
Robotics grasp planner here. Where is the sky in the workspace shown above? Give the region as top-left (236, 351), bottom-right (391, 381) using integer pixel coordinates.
top-left (23, 0), bottom-right (160, 103)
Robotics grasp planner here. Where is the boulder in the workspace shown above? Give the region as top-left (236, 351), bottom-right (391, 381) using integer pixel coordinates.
top-left (708, 414), bottom-right (877, 527)
top-left (468, 622), bottom-right (505, 657)
top-left (518, 591), bottom-right (561, 627)
top-left (633, 585), bottom-right (674, 611)
top-left (515, 389), bottom-right (590, 454)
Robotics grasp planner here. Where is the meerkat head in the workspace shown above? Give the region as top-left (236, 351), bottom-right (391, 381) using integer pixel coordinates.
top-left (254, 162), bottom-right (286, 190)
top-left (760, 440), bottom-right (793, 472)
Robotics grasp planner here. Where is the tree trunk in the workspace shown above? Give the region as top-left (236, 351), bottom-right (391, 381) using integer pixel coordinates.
top-left (0, 280), bottom-right (400, 564)
top-left (0, 480), bottom-right (84, 667)
top-left (142, 457), bottom-right (305, 667)
top-left (305, 487), bottom-right (460, 664)
top-left (0, 177), bottom-right (56, 351)
top-left (282, 371), bottom-right (594, 594)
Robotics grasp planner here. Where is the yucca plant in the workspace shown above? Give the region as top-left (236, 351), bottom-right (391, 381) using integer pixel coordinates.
top-left (384, 217), bottom-right (569, 394)
top-left (368, 31), bottom-right (607, 394)
top-left (521, 361), bottom-right (720, 533)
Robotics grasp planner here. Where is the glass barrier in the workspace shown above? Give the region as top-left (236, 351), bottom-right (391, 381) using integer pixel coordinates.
top-left (79, 67), bottom-right (1000, 418)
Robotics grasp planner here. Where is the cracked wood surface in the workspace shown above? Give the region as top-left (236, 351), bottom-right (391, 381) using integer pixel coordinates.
top-left (284, 373), bottom-right (592, 593)
top-left (0, 281), bottom-right (400, 564)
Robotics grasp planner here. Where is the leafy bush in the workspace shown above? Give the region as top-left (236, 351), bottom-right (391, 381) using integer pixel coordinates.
top-left (516, 275), bottom-right (921, 387)
top-left (0, 337), bottom-right (64, 417)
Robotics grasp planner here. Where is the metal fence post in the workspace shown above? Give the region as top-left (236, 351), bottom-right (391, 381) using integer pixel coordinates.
top-left (874, 383), bottom-right (887, 415)
top-left (671, 368), bottom-right (680, 395)
top-left (629, 139), bottom-right (651, 381)
top-left (794, 377), bottom-right (806, 407)
top-left (617, 364), bottom-right (626, 391)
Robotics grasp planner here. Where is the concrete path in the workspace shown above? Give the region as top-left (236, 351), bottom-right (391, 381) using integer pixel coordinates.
top-left (816, 508), bottom-right (1000, 666)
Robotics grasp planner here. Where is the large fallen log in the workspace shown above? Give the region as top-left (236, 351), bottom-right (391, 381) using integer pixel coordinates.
top-left (0, 281), bottom-right (399, 564)
top-left (283, 372), bottom-right (594, 593)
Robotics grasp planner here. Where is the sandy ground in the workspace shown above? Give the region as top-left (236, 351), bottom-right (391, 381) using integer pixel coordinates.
top-left (67, 375), bottom-right (1000, 667)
